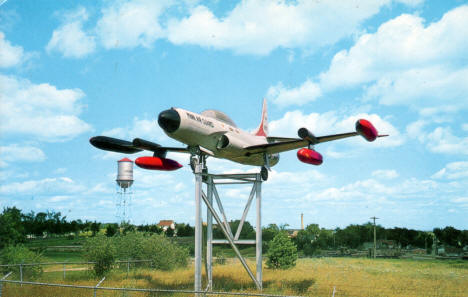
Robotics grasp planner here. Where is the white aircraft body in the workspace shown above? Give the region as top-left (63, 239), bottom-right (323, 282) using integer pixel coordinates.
top-left (90, 100), bottom-right (387, 180)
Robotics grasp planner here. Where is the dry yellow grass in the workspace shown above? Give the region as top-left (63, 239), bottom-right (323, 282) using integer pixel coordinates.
top-left (2, 258), bottom-right (467, 297)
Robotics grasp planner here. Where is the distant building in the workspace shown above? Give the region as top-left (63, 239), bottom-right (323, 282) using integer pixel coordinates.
top-left (157, 220), bottom-right (175, 231)
top-left (363, 239), bottom-right (397, 250)
top-left (286, 229), bottom-right (301, 238)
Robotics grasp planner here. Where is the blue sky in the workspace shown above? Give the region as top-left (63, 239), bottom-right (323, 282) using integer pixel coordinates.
top-left (1, 0), bottom-right (467, 230)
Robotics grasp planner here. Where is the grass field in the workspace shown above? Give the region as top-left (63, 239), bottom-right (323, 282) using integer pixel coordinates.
top-left (2, 257), bottom-right (467, 297)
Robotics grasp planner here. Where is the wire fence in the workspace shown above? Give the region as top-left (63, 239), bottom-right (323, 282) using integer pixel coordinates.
top-left (0, 275), bottom-right (308, 297)
top-left (1, 277), bottom-right (466, 297)
top-left (1, 261), bottom-right (466, 297)
top-left (0, 259), bottom-right (153, 283)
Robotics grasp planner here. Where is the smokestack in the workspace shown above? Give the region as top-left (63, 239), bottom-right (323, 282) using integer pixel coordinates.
top-left (301, 213), bottom-right (304, 230)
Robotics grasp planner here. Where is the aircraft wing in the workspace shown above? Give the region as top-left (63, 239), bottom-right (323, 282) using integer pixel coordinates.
top-left (90, 136), bottom-right (189, 156)
top-left (245, 139), bottom-right (308, 155)
top-left (245, 132), bottom-right (363, 155)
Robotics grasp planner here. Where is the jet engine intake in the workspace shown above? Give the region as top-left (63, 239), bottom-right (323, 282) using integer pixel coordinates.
top-left (135, 156), bottom-right (182, 171)
top-left (297, 148), bottom-right (323, 165)
top-left (216, 134), bottom-right (230, 149)
top-left (356, 119), bottom-right (378, 142)
top-left (215, 133), bottom-right (244, 153)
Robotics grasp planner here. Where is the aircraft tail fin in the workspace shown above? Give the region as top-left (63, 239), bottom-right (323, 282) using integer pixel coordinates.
top-left (253, 98), bottom-right (268, 137)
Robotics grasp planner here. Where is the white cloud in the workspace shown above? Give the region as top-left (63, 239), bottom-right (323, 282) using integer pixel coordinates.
top-left (0, 74), bottom-right (92, 141)
top-left (319, 5), bottom-right (468, 111)
top-left (406, 120), bottom-right (427, 141)
top-left (102, 117), bottom-right (165, 142)
top-left (267, 80), bottom-right (321, 107)
top-left (0, 31), bottom-right (25, 67)
top-left (167, 0), bottom-right (412, 55)
top-left (46, 7), bottom-right (96, 58)
top-left (397, 0), bottom-right (424, 5)
top-left (269, 110), bottom-right (403, 147)
top-left (372, 169), bottom-right (399, 179)
top-left (432, 161), bottom-right (468, 180)
top-left (425, 127), bottom-right (468, 155)
top-left (96, 0), bottom-right (168, 49)
top-left (306, 177), bottom-right (442, 205)
top-left (133, 169), bottom-right (183, 190)
top-left (85, 183), bottom-right (114, 195)
top-left (48, 195), bottom-right (72, 203)
top-left (269, 169), bottom-right (327, 185)
top-left (48, 0), bottom-right (420, 56)
top-left (362, 66), bottom-right (468, 111)
top-left (0, 177), bottom-right (85, 195)
top-left (0, 144), bottom-right (46, 164)
top-left (407, 121), bottom-right (468, 155)
top-left (53, 168), bottom-right (67, 174)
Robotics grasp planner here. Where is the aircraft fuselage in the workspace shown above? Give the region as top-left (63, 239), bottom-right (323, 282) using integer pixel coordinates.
top-left (158, 108), bottom-right (279, 167)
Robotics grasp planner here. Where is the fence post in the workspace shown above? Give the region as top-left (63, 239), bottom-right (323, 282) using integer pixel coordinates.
top-left (332, 286), bottom-right (336, 297)
top-left (63, 262), bottom-right (66, 279)
top-left (19, 262), bottom-right (23, 287)
top-left (94, 277), bottom-right (105, 297)
top-left (126, 259), bottom-right (130, 278)
top-left (0, 272), bottom-right (12, 297)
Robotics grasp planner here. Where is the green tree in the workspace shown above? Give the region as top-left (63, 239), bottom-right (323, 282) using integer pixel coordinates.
top-left (105, 224), bottom-right (119, 237)
top-left (90, 221), bottom-right (101, 236)
top-left (143, 234), bottom-right (189, 270)
top-left (266, 232), bottom-right (297, 269)
top-left (121, 222), bottom-right (135, 235)
top-left (176, 223), bottom-right (194, 237)
top-left (213, 220), bottom-right (255, 240)
top-left (0, 245), bottom-right (44, 279)
top-left (0, 207), bottom-right (25, 248)
top-left (114, 233), bottom-right (189, 270)
top-left (83, 235), bottom-right (116, 277)
top-left (440, 226), bottom-right (462, 247)
top-left (262, 224), bottom-right (280, 242)
top-left (165, 227), bottom-right (175, 237)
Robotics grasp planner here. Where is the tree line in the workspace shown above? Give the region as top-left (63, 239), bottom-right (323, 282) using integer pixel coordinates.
top-left (1, 207), bottom-right (467, 254)
top-left (289, 223), bottom-right (468, 256)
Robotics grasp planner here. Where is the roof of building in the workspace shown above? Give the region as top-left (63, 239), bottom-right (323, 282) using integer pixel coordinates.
top-left (157, 220), bottom-right (175, 226)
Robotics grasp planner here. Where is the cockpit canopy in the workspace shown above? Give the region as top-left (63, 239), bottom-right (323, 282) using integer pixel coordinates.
top-left (201, 110), bottom-right (237, 127)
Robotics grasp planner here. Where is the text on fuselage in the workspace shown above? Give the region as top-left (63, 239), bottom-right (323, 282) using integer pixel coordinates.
top-left (185, 112), bottom-right (214, 128)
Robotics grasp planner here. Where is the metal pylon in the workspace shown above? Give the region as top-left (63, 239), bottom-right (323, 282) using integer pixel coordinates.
top-left (193, 156), bottom-right (263, 293)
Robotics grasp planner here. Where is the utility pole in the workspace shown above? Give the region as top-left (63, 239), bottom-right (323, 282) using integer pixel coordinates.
top-left (370, 216), bottom-right (379, 259)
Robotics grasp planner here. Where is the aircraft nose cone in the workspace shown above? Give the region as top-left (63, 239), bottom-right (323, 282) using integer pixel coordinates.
top-left (158, 109), bottom-right (181, 133)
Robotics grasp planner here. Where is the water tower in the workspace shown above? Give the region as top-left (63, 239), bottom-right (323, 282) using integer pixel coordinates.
top-left (116, 158), bottom-right (134, 223)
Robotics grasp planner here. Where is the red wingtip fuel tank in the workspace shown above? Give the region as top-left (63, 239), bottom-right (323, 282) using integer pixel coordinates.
top-left (297, 148), bottom-right (323, 165)
top-left (356, 119), bottom-right (378, 142)
top-left (135, 156), bottom-right (183, 171)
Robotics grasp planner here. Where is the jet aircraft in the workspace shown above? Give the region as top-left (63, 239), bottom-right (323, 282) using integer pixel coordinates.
top-left (90, 100), bottom-right (387, 180)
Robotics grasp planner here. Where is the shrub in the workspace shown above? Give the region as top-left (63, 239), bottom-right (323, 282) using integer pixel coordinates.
top-left (105, 224), bottom-right (119, 237)
top-left (83, 232), bottom-right (189, 274)
top-left (0, 245), bottom-right (44, 279)
top-left (116, 233), bottom-right (189, 270)
top-left (114, 232), bottom-right (146, 260)
top-left (83, 235), bottom-right (116, 277)
top-left (142, 234), bottom-right (189, 270)
top-left (266, 232), bottom-right (298, 269)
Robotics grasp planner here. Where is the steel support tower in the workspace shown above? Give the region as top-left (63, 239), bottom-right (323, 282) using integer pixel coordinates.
top-left (193, 155), bottom-right (263, 293)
